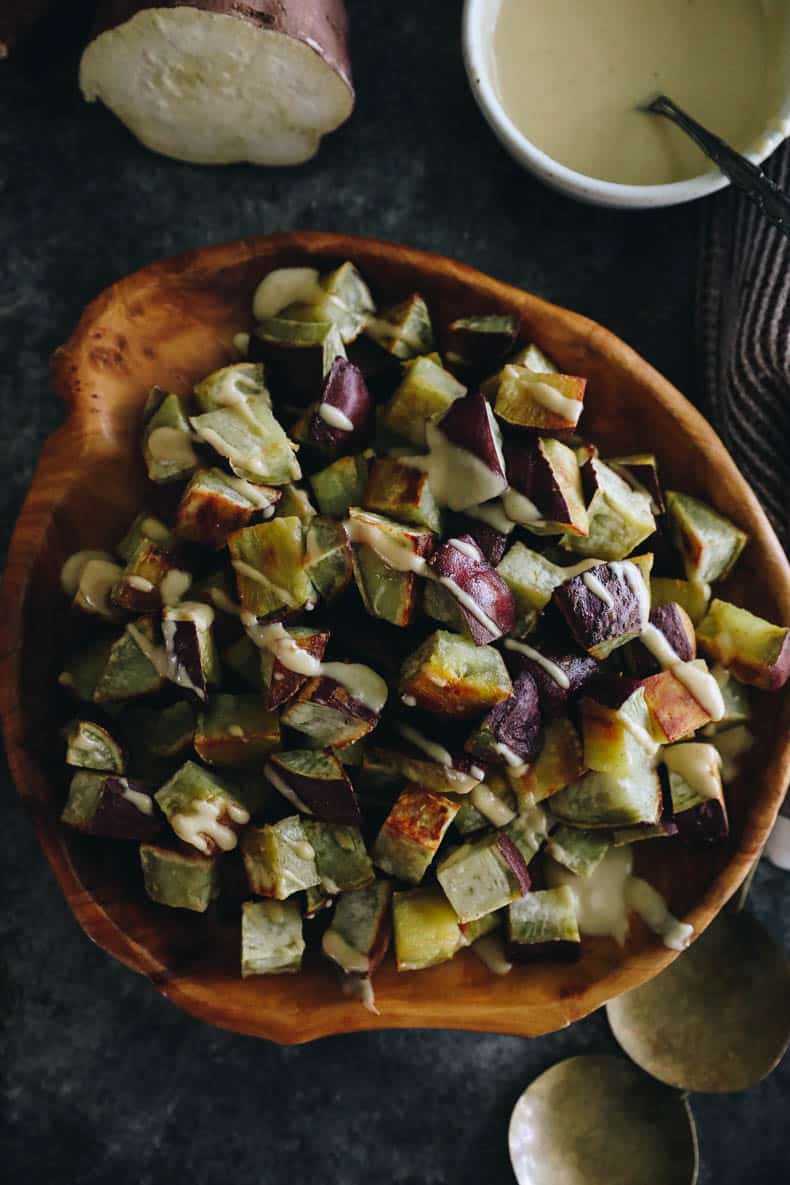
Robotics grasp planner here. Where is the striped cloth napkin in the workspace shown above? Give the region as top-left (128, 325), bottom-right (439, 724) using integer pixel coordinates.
top-left (699, 142), bottom-right (790, 867)
top-left (699, 143), bottom-right (790, 545)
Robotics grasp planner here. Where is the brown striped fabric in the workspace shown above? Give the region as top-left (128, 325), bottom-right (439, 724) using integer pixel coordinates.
top-left (699, 142), bottom-right (790, 547)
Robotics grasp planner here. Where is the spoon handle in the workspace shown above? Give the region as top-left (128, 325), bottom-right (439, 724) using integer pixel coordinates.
top-left (646, 94), bottom-right (790, 237)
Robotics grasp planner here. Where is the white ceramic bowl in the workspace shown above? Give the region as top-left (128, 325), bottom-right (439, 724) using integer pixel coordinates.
top-left (462, 0), bottom-right (790, 209)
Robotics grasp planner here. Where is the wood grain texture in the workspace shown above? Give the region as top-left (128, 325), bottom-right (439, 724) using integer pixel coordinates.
top-left (1, 230), bottom-right (788, 1044)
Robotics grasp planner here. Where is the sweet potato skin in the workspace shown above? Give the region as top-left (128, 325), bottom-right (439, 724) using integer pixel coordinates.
top-left (91, 0), bottom-right (353, 90)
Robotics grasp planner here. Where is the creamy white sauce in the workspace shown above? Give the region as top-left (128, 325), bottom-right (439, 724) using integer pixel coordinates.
top-left (127, 623), bottom-right (170, 679)
top-left (611, 561), bottom-right (650, 631)
top-left (471, 933), bottom-right (512, 976)
top-left (222, 473), bottom-right (278, 509)
top-left (504, 639), bottom-right (570, 689)
top-left (546, 846), bottom-right (692, 950)
top-left (233, 332), bottom-right (250, 356)
top-left (492, 742), bottom-right (528, 774)
top-left (624, 878), bottom-right (694, 951)
top-left (523, 378), bottom-right (583, 424)
top-left (401, 694), bottom-right (417, 707)
top-left (502, 486), bottom-right (546, 527)
top-left (348, 517), bottom-right (502, 636)
top-left (364, 315), bottom-right (426, 355)
top-left (641, 624), bottom-right (725, 721)
top-left (191, 423), bottom-right (301, 482)
top-left (140, 517), bottom-right (171, 545)
top-left (492, 0), bottom-right (788, 186)
top-left (464, 499), bottom-right (515, 535)
top-left (341, 973), bottom-right (379, 1014)
top-left (437, 574), bottom-right (502, 637)
top-left (160, 568), bottom-right (192, 606)
top-left (119, 780), bottom-right (154, 816)
top-left (228, 724), bottom-right (246, 739)
top-left (663, 742), bottom-right (722, 800)
top-left (449, 537), bottom-right (483, 561)
top-left (471, 783), bottom-right (516, 827)
top-left (582, 570), bottom-right (614, 609)
top-left (172, 798), bottom-right (249, 854)
top-left (396, 723), bottom-right (453, 767)
top-left (165, 601), bottom-right (215, 632)
top-left (404, 406), bottom-right (508, 511)
top-left (76, 559), bottom-right (123, 616)
top-left (318, 402), bottom-right (355, 433)
top-left (126, 575), bottom-right (155, 593)
top-left (253, 267), bottom-right (322, 320)
top-left (264, 763), bottom-right (314, 815)
top-left (619, 713), bottom-right (661, 757)
top-left (244, 619), bottom-right (387, 713)
top-left (146, 425), bottom-right (197, 468)
top-left (322, 929), bottom-right (370, 975)
top-left (346, 518), bottom-right (429, 576)
top-left (60, 550), bottom-right (115, 597)
top-left (209, 588), bottom-right (242, 616)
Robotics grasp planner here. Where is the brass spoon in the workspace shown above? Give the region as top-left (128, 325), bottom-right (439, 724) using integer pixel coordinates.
top-left (642, 94), bottom-right (790, 236)
top-left (508, 1054), bottom-right (698, 1185)
top-left (607, 906), bottom-right (790, 1093)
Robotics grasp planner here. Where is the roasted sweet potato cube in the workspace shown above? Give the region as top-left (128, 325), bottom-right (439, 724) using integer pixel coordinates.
top-left (641, 665), bottom-right (714, 741)
top-left (399, 630), bottom-right (512, 718)
top-left (241, 899), bottom-right (305, 977)
top-left (142, 389), bottom-right (197, 484)
top-left (465, 670), bottom-right (543, 767)
top-left (250, 316), bottom-right (346, 402)
top-left (162, 602), bottom-right (220, 702)
top-left (651, 576), bottom-right (710, 627)
top-left (392, 887), bottom-right (464, 971)
top-left (228, 517), bottom-right (315, 618)
top-left (155, 760), bottom-right (250, 855)
top-left (363, 456), bottom-right (442, 532)
top-left (111, 540), bottom-right (181, 614)
top-left (348, 507), bottom-right (435, 627)
top-left (303, 820), bottom-right (374, 894)
top-left (494, 365), bottom-right (585, 431)
top-left (93, 618), bottom-right (165, 703)
top-left (550, 766), bottom-right (663, 829)
top-left (62, 772), bottom-right (160, 841)
top-left (379, 355), bottom-right (466, 447)
top-left (436, 815), bottom-right (540, 924)
top-left (140, 844), bottom-right (219, 913)
top-left (506, 886), bottom-right (581, 963)
top-left (444, 313), bottom-right (519, 377)
top-left (259, 625), bottom-right (329, 708)
top-left (241, 815), bottom-right (320, 900)
top-left (265, 750), bottom-right (361, 825)
top-left (508, 717), bottom-right (584, 807)
top-left (372, 785), bottom-right (460, 883)
top-left (304, 517), bottom-right (352, 602)
top-left (176, 467), bottom-right (279, 548)
top-left (503, 437), bottom-right (588, 536)
top-left (321, 880), bottom-right (393, 976)
top-left (117, 512), bottom-right (174, 563)
top-left (280, 678), bottom-right (381, 749)
top-left (64, 719), bottom-right (125, 773)
top-left (364, 293), bottom-right (434, 360)
top-left (696, 598), bottom-right (790, 690)
top-left (563, 457), bottom-right (655, 561)
top-left (665, 492), bottom-right (747, 584)
top-left (195, 694), bottom-right (279, 768)
top-left (310, 450), bottom-right (374, 518)
top-left (581, 686), bottom-right (659, 779)
top-left (552, 560), bottom-right (649, 659)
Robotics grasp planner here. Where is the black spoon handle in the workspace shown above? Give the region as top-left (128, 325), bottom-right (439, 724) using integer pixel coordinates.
top-left (645, 93), bottom-right (790, 238)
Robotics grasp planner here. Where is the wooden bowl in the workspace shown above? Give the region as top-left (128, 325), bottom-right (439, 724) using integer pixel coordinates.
top-left (2, 231), bottom-right (788, 1043)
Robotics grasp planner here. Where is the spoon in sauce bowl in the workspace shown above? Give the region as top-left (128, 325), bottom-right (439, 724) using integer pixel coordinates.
top-left (642, 94), bottom-right (790, 236)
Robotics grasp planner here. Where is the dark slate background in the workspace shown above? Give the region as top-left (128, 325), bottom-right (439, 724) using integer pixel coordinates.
top-left (1, 4), bottom-right (788, 1182)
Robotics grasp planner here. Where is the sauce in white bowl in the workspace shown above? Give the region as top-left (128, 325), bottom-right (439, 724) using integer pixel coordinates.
top-left (463, 0), bottom-right (790, 207)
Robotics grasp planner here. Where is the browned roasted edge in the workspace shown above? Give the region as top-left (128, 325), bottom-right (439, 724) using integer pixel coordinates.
top-left (2, 229), bottom-right (789, 1044)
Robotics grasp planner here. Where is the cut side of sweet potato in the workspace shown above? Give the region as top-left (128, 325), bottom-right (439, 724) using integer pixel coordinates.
top-left (80, 2), bottom-right (354, 166)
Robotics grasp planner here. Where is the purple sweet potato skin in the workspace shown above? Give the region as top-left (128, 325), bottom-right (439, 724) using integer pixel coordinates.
top-left (92, 1), bottom-right (353, 90)
top-left (627, 602), bottom-right (696, 678)
top-left (437, 392), bottom-right (506, 480)
top-left (264, 630), bottom-right (329, 709)
top-left (480, 671), bottom-right (543, 763)
top-left (552, 563), bottom-right (644, 655)
top-left (452, 516), bottom-right (509, 566)
top-left (171, 620), bottom-right (208, 700)
top-left (429, 534), bottom-right (515, 644)
top-left (306, 359), bottom-right (372, 451)
top-left (675, 799), bottom-right (729, 846)
top-left (507, 638), bottom-right (598, 719)
top-left (273, 754), bottom-right (361, 825)
top-left (505, 441), bottom-right (569, 524)
top-left (496, 834), bottom-right (531, 895)
top-left (90, 778), bottom-right (162, 840)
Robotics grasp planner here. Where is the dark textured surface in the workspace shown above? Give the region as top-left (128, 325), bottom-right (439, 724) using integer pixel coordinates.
top-left (0, 4), bottom-right (787, 1183)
